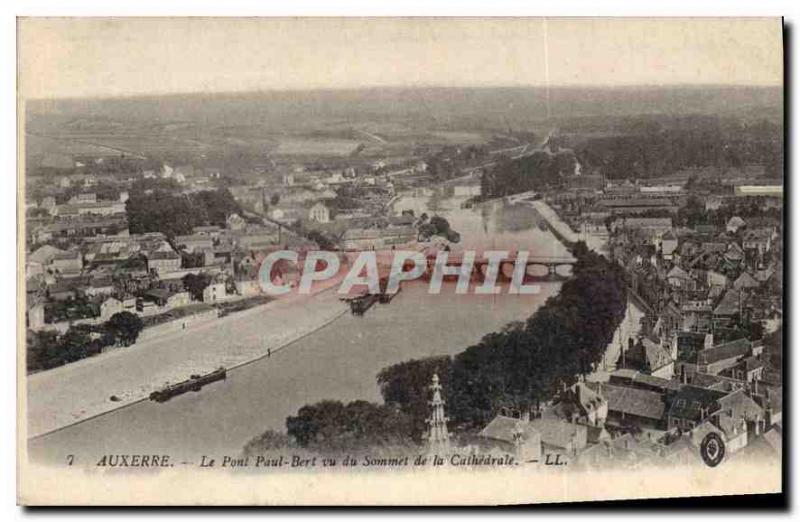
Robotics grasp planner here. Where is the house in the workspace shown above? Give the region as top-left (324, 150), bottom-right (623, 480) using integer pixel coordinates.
top-left (592, 382), bottom-right (666, 430)
top-left (673, 331), bottom-right (714, 362)
top-left (193, 225), bottom-right (223, 237)
top-left (478, 415), bottom-right (542, 463)
top-left (237, 232), bottom-right (279, 250)
top-left (147, 250), bottom-right (181, 275)
top-left (382, 225), bottom-right (417, 247)
top-left (601, 199), bottom-right (679, 216)
top-left (726, 216), bottom-right (746, 234)
top-left (755, 267), bottom-right (776, 284)
top-left (100, 297), bottom-right (122, 320)
top-left (342, 228), bottom-right (383, 251)
top-left (27, 302), bottom-right (46, 331)
top-left (226, 213), bottom-right (247, 231)
top-left (667, 386), bottom-right (727, 431)
top-left (167, 291), bottom-right (191, 308)
top-left (666, 265), bottom-right (692, 289)
top-left (660, 230), bottom-right (678, 259)
top-left (724, 242), bottom-right (745, 264)
top-left (143, 288), bottom-right (172, 307)
top-left (529, 418), bottom-right (588, 456)
top-left (203, 282), bottom-right (228, 303)
top-left (716, 389), bottom-right (766, 435)
top-left (705, 195), bottom-right (724, 211)
top-left (85, 275), bottom-right (115, 297)
top-left (554, 383), bottom-right (608, 427)
top-left (733, 272), bottom-right (761, 291)
top-left (713, 289), bottom-right (742, 328)
top-left (706, 270), bottom-right (728, 288)
top-left (696, 338), bottom-right (752, 375)
top-left (54, 200), bottom-right (125, 217)
top-left (685, 371), bottom-right (743, 393)
top-left (681, 302), bottom-right (713, 333)
top-left (28, 245), bottom-right (66, 276)
top-left (692, 416), bottom-right (748, 456)
top-left (174, 234), bottom-right (214, 253)
top-left (235, 278), bottom-right (261, 297)
top-left (742, 228), bottom-right (773, 256)
top-left (50, 251), bottom-right (83, 274)
top-left (624, 337), bottom-right (675, 379)
top-left (308, 202), bottom-right (330, 224)
top-left (725, 356), bottom-right (765, 384)
top-left (693, 224), bottom-right (718, 235)
top-left (68, 193), bottom-right (97, 205)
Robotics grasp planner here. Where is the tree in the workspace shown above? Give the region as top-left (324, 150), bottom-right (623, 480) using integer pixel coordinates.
top-left (286, 400), bottom-right (414, 452)
top-left (376, 356), bottom-right (451, 441)
top-left (60, 326), bottom-right (93, 363)
top-left (306, 230), bottom-right (336, 251)
top-left (106, 312), bottom-right (144, 347)
top-left (27, 330), bottom-right (61, 371)
top-left (242, 429), bottom-right (294, 457)
top-left (183, 272), bottom-right (212, 301)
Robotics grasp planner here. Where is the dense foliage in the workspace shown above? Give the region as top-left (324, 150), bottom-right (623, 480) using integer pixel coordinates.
top-left (126, 185), bottom-right (241, 236)
top-left (182, 273), bottom-right (213, 301)
top-left (27, 311), bottom-right (145, 372)
top-left (480, 150), bottom-right (578, 198)
top-left (417, 215), bottom-right (461, 243)
top-left (285, 400), bottom-right (414, 453)
top-left (559, 115), bottom-right (782, 180)
top-left (242, 429), bottom-right (294, 457)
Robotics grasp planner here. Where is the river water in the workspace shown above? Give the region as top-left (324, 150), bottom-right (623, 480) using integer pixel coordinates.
top-left (28, 196), bottom-right (572, 464)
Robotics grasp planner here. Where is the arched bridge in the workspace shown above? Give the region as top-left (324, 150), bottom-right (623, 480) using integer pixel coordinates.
top-left (419, 250), bottom-right (577, 282)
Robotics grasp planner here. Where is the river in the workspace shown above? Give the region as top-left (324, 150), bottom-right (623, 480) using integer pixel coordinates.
top-left (28, 195), bottom-right (572, 465)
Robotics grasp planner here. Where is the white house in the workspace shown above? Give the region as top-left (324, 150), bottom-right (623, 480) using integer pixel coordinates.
top-left (203, 282), bottom-right (228, 303)
top-left (308, 202), bottom-right (330, 224)
top-left (100, 297), bottom-right (123, 321)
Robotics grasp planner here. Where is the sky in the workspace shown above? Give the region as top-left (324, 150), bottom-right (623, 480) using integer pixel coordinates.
top-left (18, 17), bottom-right (783, 99)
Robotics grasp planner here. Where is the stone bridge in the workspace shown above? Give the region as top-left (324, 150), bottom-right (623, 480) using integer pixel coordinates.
top-left (420, 251), bottom-right (577, 282)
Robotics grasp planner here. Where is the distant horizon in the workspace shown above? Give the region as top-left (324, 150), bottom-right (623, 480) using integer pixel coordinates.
top-left (24, 82), bottom-right (783, 104)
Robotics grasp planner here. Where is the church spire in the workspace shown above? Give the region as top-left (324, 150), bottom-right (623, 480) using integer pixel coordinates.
top-left (426, 373), bottom-right (450, 451)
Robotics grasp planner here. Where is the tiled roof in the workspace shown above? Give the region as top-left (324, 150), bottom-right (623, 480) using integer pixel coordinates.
top-left (717, 389), bottom-right (764, 421)
top-left (668, 386), bottom-right (726, 421)
top-left (529, 418), bottom-right (584, 450)
top-left (479, 415), bottom-right (538, 444)
top-left (697, 338), bottom-right (751, 365)
top-left (713, 289), bottom-right (741, 316)
top-left (596, 383), bottom-right (666, 420)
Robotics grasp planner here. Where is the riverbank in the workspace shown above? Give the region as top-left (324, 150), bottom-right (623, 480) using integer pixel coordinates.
top-left (26, 281), bottom-right (349, 439)
top-left (520, 197), bottom-right (643, 382)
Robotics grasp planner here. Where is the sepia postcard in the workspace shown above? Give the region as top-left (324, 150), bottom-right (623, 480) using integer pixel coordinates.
top-left (17, 17), bottom-right (784, 506)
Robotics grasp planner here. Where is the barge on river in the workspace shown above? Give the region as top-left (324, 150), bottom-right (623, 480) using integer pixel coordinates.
top-left (341, 276), bottom-right (401, 315)
top-left (149, 367), bottom-right (227, 402)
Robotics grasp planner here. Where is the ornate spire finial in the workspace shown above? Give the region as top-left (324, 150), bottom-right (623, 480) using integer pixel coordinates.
top-left (426, 373), bottom-right (450, 451)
